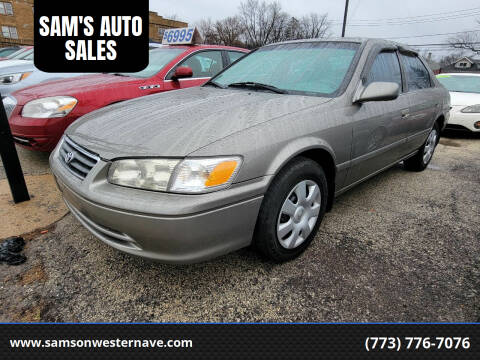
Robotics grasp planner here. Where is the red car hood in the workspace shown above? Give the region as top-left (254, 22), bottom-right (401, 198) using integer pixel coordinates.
top-left (12, 74), bottom-right (140, 105)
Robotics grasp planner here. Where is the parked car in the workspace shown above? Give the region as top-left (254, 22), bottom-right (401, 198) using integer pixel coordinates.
top-left (436, 73), bottom-right (480, 132)
top-left (0, 46), bottom-right (21, 59)
top-left (7, 44), bottom-right (248, 151)
top-left (0, 46), bottom-right (32, 61)
top-left (0, 60), bottom-right (84, 99)
top-left (50, 38), bottom-right (450, 264)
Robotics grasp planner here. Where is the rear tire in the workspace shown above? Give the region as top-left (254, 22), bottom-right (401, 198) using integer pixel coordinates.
top-left (253, 157), bottom-right (328, 262)
top-left (404, 122), bottom-right (440, 172)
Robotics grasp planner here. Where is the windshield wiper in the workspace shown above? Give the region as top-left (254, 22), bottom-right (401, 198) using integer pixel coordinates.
top-left (204, 80), bottom-right (226, 89)
top-left (227, 82), bottom-right (287, 94)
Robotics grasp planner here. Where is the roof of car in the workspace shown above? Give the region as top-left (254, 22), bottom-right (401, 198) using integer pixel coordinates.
top-left (152, 44), bottom-right (248, 52)
top-left (264, 37), bottom-right (415, 53)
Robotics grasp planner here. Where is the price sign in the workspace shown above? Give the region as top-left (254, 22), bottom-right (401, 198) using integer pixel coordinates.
top-left (162, 27), bottom-right (201, 45)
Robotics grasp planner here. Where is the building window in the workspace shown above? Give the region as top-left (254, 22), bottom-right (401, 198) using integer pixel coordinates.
top-left (0, 2), bottom-right (14, 15)
top-left (1, 26), bottom-right (18, 39)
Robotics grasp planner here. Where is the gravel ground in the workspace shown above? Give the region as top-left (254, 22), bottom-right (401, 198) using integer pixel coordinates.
top-left (1, 132), bottom-right (479, 322)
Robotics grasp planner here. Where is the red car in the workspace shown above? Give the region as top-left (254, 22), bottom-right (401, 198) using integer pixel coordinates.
top-left (8, 44), bottom-right (248, 151)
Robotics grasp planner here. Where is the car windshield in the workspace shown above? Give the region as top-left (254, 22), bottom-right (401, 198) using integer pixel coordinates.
top-left (7, 48), bottom-right (28, 59)
top-left (212, 41), bottom-right (360, 96)
top-left (437, 74), bottom-right (480, 94)
top-left (0, 48), bottom-right (19, 57)
top-left (116, 48), bottom-right (184, 78)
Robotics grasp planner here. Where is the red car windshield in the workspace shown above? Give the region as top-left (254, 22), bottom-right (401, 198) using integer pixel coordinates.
top-left (117, 48), bottom-right (184, 78)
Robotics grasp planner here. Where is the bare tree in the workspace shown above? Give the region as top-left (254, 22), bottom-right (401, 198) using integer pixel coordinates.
top-left (196, 19), bottom-right (220, 45)
top-left (449, 32), bottom-right (480, 55)
top-left (214, 16), bottom-right (245, 47)
top-left (238, 0), bottom-right (289, 48)
top-left (282, 17), bottom-right (302, 41)
top-left (298, 13), bottom-right (330, 39)
top-left (197, 0), bottom-right (331, 47)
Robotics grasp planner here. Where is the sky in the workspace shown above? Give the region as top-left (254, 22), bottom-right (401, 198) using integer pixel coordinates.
top-left (150, 0), bottom-right (480, 59)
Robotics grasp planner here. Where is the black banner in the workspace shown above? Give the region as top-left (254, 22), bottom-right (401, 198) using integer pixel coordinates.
top-left (33, 0), bottom-right (149, 73)
top-left (1, 324), bottom-right (479, 359)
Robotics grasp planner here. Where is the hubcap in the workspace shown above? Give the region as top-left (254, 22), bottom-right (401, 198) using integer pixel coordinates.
top-left (277, 180), bottom-right (321, 249)
top-left (423, 128), bottom-right (438, 164)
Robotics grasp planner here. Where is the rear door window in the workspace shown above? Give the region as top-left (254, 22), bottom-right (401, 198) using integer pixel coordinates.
top-left (400, 54), bottom-right (432, 91)
top-left (228, 51), bottom-right (246, 64)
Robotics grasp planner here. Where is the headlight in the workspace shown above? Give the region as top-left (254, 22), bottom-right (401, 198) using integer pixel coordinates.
top-left (0, 72), bottom-right (31, 84)
top-left (108, 156), bottom-right (242, 193)
top-left (461, 104), bottom-right (480, 113)
top-left (108, 159), bottom-right (180, 192)
top-left (22, 96), bottom-right (78, 118)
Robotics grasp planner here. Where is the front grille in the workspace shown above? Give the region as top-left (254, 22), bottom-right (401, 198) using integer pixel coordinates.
top-left (59, 136), bottom-right (99, 180)
top-left (2, 96), bottom-right (17, 119)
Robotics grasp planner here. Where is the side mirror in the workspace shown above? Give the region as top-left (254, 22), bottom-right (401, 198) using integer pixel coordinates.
top-left (172, 66), bottom-right (193, 81)
top-left (355, 81), bottom-right (400, 103)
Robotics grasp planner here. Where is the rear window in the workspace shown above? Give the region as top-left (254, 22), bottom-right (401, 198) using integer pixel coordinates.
top-left (437, 75), bottom-right (480, 94)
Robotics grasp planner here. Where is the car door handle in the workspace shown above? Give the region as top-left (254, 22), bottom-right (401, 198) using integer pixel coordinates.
top-left (401, 109), bottom-right (410, 118)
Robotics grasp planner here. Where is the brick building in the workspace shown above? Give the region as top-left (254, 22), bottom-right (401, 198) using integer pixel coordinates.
top-left (0, 0), bottom-right (34, 47)
top-left (0, 3), bottom-right (186, 47)
top-left (149, 11), bottom-right (187, 42)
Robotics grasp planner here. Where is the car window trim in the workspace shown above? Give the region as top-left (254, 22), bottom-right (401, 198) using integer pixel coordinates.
top-left (164, 49), bottom-right (232, 81)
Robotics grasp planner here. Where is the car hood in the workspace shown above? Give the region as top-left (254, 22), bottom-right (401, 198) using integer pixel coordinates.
top-left (449, 91), bottom-right (480, 106)
top-left (0, 59), bottom-right (31, 69)
top-left (0, 62), bottom-right (34, 74)
top-left (67, 86), bottom-right (332, 159)
top-left (12, 73), bottom-right (138, 103)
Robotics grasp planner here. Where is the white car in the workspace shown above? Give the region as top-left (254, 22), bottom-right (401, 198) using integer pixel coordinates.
top-left (436, 73), bottom-right (480, 132)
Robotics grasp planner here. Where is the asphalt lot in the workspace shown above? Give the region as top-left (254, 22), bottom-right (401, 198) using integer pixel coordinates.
top-left (1, 131), bottom-right (479, 322)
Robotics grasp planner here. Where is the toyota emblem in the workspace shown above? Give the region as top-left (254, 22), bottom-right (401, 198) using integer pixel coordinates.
top-left (64, 152), bottom-right (74, 164)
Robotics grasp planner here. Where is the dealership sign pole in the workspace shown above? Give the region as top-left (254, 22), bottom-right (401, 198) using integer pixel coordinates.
top-left (0, 95), bottom-right (30, 203)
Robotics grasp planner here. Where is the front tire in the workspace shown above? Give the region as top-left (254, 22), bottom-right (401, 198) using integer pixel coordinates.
top-left (253, 157), bottom-right (328, 262)
top-left (404, 123), bottom-right (440, 172)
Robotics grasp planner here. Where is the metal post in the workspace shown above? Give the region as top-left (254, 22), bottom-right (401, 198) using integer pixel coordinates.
top-left (341, 0), bottom-right (350, 38)
top-left (0, 95), bottom-right (30, 203)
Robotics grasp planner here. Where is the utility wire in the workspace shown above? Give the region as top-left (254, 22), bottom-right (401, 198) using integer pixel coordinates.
top-left (332, 6), bottom-right (480, 22)
top-left (331, 10), bottom-right (480, 26)
top-left (384, 30), bottom-right (480, 40)
top-left (408, 42), bottom-right (480, 46)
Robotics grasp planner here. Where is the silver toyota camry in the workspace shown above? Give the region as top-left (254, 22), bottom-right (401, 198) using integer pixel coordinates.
top-left (50, 38), bottom-right (450, 263)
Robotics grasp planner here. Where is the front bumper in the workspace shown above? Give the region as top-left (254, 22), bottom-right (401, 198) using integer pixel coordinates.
top-left (50, 143), bottom-right (268, 264)
top-left (447, 106), bottom-right (480, 132)
top-left (8, 108), bottom-right (77, 151)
